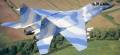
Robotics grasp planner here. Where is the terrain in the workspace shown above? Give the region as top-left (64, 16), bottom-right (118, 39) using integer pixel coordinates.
top-left (0, 0), bottom-right (120, 55)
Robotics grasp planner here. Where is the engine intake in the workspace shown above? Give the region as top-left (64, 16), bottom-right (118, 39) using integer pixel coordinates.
top-left (24, 26), bottom-right (34, 35)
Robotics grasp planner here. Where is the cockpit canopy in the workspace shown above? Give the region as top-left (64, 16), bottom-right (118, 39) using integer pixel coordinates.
top-left (92, 2), bottom-right (111, 6)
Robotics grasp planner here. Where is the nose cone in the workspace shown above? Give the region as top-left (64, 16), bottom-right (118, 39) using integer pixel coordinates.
top-left (101, 2), bottom-right (113, 10)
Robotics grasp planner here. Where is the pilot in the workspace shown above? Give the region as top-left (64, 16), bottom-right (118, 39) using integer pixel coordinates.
top-left (92, 2), bottom-right (112, 6)
top-left (102, 2), bottom-right (110, 5)
top-left (92, 2), bottom-right (100, 6)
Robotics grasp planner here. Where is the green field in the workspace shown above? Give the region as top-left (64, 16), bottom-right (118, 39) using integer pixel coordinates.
top-left (0, 32), bottom-right (13, 48)
top-left (34, 40), bottom-right (120, 55)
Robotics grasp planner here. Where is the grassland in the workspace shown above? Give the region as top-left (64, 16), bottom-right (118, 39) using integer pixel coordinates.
top-left (0, 31), bottom-right (13, 48)
top-left (34, 40), bottom-right (120, 55)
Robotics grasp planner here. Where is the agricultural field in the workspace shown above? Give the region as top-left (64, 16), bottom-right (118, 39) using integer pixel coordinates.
top-left (34, 40), bottom-right (120, 55)
top-left (0, 31), bottom-right (12, 48)
top-left (87, 7), bottom-right (120, 29)
top-left (0, 27), bottom-right (31, 48)
top-left (10, 0), bottom-right (97, 10)
top-left (0, 0), bottom-right (120, 55)
top-left (109, 8), bottom-right (120, 24)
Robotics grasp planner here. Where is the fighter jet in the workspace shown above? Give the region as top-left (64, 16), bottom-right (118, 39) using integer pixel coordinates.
top-left (1, 2), bottom-right (113, 55)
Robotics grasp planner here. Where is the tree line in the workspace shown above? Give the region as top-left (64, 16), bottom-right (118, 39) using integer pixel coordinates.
top-left (89, 27), bottom-right (120, 40)
top-left (0, 39), bottom-right (38, 55)
top-left (0, 35), bottom-right (65, 55)
top-left (1, 27), bottom-right (120, 55)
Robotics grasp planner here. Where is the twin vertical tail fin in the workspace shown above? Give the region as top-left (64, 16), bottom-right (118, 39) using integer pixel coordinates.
top-left (1, 4), bottom-right (34, 29)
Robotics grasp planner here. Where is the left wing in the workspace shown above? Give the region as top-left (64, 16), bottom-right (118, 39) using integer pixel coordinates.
top-left (36, 19), bottom-right (57, 54)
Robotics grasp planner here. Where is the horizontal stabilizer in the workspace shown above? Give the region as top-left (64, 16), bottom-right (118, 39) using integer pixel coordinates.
top-left (1, 22), bottom-right (21, 29)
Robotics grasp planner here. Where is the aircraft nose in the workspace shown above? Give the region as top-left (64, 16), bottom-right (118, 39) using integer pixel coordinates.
top-left (92, 2), bottom-right (114, 10)
top-left (101, 2), bottom-right (114, 10)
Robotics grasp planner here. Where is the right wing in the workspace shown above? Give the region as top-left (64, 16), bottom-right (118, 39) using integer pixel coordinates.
top-left (60, 25), bottom-right (87, 51)
top-left (43, 9), bottom-right (88, 52)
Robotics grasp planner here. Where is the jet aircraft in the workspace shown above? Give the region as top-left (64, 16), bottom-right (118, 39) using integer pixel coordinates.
top-left (1, 2), bottom-right (113, 55)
